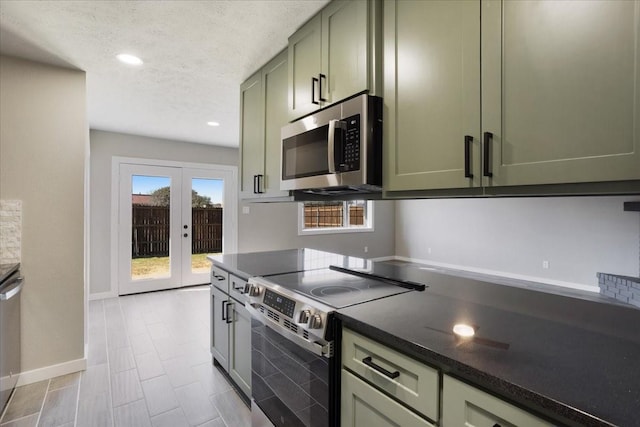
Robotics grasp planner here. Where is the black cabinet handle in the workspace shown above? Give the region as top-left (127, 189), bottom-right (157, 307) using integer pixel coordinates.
top-left (464, 135), bottom-right (473, 179)
top-left (493, 424), bottom-right (501, 427)
top-left (362, 356), bottom-right (400, 379)
top-left (311, 77), bottom-right (319, 105)
top-left (318, 73), bottom-right (327, 102)
top-left (483, 131), bottom-right (493, 178)
top-left (221, 300), bottom-right (227, 321)
top-left (253, 175), bottom-right (258, 194)
top-left (233, 281), bottom-right (246, 294)
top-left (183, 233), bottom-right (188, 238)
top-left (256, 174), bottom-right (264, 194)
top-left (214, 275), bottom-right (225, 281)
top-left (225, 302), bottom-right (233, 324)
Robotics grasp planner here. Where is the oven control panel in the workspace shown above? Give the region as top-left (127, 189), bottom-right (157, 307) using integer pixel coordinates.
top-left (246, 278), bottom-right (334, 347)
top-left (263, 289), bottom-right (296, 318)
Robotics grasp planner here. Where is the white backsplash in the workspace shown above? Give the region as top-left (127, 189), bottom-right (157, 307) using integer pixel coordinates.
top-left (0, 200), bottom-right (22, 264)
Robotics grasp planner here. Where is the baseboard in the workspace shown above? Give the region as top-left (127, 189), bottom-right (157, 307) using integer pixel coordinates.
top-left (390, 255), bottom-right (598, 293)
top-left (16, 358), bottom-right (87, 386)
top-left (88, 290), bottom-right (117, 300)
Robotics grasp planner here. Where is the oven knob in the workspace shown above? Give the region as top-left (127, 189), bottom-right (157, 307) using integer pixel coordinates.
top-left (299, 310), bottom-right (311, 324)
top-left (248, 284), bottom-right (261, 297)
top-left (309, 314), bottom-right (323, 329)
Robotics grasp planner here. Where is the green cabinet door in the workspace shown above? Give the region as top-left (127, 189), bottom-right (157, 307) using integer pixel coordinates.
top-left (229, 300), bottom-right (251, 397)
top-left (262, 50), bottom-right (290, 198)
top-left (321, 0), bottom-right (371, 105)
top-left (341, 369), bottom-right (435, 427)
top-left (482, 0), bottom-right (640, 187)
top-left (288, 13), bottom-right (322, 120)
top-left (239, 71), bottom-right (264, 198)
top-left (383, 0), bottom-right (482, 192)
top-left (210, 285), bottom-right (229, 371)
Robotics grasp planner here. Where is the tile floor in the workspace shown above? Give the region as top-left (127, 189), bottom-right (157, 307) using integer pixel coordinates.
top-left (0, 286), bottom-right (251, 427)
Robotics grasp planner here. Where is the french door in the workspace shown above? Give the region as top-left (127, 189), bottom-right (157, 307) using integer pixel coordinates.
top-left (117, 162), bottom-right (236, 295)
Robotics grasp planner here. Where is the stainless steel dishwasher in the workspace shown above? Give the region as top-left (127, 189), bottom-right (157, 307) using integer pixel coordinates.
top-left (0, 264), bottom-right (23, 413)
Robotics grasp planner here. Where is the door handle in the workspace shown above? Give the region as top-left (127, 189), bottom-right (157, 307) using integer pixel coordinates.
top-left (311, 77), bottom-right (319, 105)
top-left (221, 300), bottom-right (227, 321)
top-left (256, 174), bottom-right (264, 194)
top-left (253, 175), bottom-right (258, 194)
top-left (483, 131), bottom-right (493, 178)
top-left (464, 135), bottom-right (473, 179)
top-left (318, 73), bottom-right (327, 102)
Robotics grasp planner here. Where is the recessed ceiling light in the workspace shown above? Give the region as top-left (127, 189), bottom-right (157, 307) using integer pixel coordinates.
top-left (116, 53), bottom-right (143, 66)
top-left (453, 323), bottom-right (475, 338)
top-left (207, 121), bottom-right (220, 127)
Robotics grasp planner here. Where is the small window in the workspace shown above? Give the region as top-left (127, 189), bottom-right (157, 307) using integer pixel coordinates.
top-left (298, 200), bottom-right (374, 235)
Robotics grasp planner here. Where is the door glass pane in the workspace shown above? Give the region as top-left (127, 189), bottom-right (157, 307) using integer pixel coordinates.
top-left (131, 175), bottom-right (171, 280)
top-left (191, 178), bottom-right (224, 273)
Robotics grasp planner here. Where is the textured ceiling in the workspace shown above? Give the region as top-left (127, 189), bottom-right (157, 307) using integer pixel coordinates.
top-left (0, 0), bottom-right (330, 147)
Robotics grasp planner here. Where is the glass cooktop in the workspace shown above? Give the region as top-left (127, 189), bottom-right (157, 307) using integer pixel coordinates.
top-left (262, 268), bottom-right (413, 309)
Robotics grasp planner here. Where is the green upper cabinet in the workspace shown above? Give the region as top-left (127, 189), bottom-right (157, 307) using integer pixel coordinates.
top-left (262, 51), bottom-right (290, 199)
top-left (288, 13), bottom-right (322, 119)
top-left (384, 0), bottom-right (639, 195)
top-left (239, 71), bottom-right (264, 198)
top-left (288, 0), bottom-right (380, 121)
top-left (482, 0), bottom-right (640, 187)
top-left (383, 0), bottom-right (482, 192)
top-left (239, 50), bottom-right (290, 200)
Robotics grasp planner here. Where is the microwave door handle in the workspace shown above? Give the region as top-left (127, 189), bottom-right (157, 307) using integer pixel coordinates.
top-left (328, 119), bottom-right (338, 173)
top-left (327, 119), bottom-right (345, 174)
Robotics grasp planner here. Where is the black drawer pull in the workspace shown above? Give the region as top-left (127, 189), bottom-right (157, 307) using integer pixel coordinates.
top-left (483, 131), bottom-right (493, 177)
top-left (493, 424), bottom-right (501, 427)
top-left (362, 356), bottom-right (400, 379)
top-left (464, 135), bottom-right (473, 178)
top-left (225, 302), bottom-right (233, 324)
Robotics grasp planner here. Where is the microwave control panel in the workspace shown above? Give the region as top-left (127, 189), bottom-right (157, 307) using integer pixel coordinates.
top-left (340, 114), bottom-right (360, 172)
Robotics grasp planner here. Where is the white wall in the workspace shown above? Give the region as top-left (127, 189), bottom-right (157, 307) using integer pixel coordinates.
top-left (238, 200), bottom-right (396, 259)
top-left (395, 196), bottom-right (640, 289)
top-left (89, 130), bottom-right (238, 296)
top-left (0, 55), bottom-right (86, 375)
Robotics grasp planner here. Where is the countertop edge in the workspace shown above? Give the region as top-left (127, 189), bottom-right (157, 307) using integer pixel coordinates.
top-left (207, 256), bottom-right (251, 281)
top-left (336, 313), bottom-right (616, 427)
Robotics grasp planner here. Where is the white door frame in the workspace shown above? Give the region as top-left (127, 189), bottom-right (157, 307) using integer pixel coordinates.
top-left (110, 156), bottom-right (237, 296)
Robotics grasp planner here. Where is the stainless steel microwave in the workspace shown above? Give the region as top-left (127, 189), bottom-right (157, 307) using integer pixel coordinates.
top-left (280, 93), bottom-right (382, 194)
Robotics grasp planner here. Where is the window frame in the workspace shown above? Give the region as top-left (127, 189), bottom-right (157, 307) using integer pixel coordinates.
top-left (297, 200), bottom-right (374, 235)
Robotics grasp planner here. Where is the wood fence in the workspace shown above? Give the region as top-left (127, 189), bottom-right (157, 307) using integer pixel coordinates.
top-left (303, 204), bottom-right (364, 228)
top-left (131, 206), bottom-right (222, 257)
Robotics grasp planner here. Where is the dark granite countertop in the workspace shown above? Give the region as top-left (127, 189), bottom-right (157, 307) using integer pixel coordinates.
top-left (0, 263), bottom-right (20, 284)
top-left (337, 267), bottom-right (640, 427)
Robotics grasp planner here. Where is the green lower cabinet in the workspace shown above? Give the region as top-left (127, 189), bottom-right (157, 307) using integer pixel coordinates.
top-left (442, 375), bottom-right (553, 427)
top-left (228, 300), bottom-right (251, 398)
top-left (341, 369), bottom-right (435, 427)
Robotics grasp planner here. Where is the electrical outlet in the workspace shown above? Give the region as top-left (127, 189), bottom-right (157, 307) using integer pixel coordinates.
top-left (364, 246), bottom-right (368, 253)
top-left (542, 260), bottom-right (550, 269)
top-left (428, 247), bottom-right (432, 254)
top-left (242, 206), bottom-right (250, 214)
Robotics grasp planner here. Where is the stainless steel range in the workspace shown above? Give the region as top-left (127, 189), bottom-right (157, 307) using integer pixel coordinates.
top-left (246, 267), bottom-right (425, 427)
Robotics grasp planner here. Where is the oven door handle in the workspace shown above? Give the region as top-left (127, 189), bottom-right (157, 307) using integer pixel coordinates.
top-left (246, 303), bottom-right (333, 358)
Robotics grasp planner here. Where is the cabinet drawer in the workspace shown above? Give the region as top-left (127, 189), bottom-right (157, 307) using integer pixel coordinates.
top-left (443, 375), bottom-right (554, 427)
top-left (210, 265), bottom-right (229, 293)
top-left (341, 369), bottom-right (434, 427)
top-left (229, 274), bottom-right (248, 302)
top-left (342, 328), bottom-right (439, 421)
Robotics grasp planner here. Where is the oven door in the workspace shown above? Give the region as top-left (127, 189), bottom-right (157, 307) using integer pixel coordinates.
top-left (250, 315), bottom-right (336, 427)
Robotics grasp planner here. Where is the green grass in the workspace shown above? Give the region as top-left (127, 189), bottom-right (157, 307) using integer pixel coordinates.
top-left (131, 253), bottom-right (215, 279)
